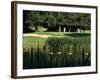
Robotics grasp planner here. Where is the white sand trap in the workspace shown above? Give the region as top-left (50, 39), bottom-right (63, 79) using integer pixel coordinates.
top-left (23, 34), bottom-right (52, 38)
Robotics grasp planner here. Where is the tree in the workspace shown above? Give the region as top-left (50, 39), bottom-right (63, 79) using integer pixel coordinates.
top-left (24, 11), bottom-right (45, 31)
top-left (23, 10), bottom-right (91, 32)
top-left (76, 13), bottom-right (91, 31)
top-left (56, 13), bottom-right (65, 32)
top-left (45, 12), bottom-right (56, 28)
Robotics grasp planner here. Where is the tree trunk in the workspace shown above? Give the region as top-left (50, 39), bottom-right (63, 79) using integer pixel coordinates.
top-left (35, 26), bottom-right (38, 31)
top-left (69, 26), bottom-right (71, 32)
top-left (59, 25), bottom-right (61, 32)
top-left (64, 27), bottom-right (66, 32)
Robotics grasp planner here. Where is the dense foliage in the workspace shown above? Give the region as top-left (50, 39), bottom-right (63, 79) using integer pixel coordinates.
top-left (23, 10), bottom-right (91, 32)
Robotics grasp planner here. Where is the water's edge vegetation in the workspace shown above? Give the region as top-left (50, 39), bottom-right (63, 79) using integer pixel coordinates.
top-left (23, 34), bottom-right (91, 69)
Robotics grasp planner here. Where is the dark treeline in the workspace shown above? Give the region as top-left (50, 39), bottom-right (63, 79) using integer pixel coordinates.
top-left (23, 10), bottom-right (91, 32)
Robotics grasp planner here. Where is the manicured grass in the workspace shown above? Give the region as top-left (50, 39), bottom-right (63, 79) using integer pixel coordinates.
top-left (23, 36), bottom-right (47, 48)
top-left (33, 32), bottom-right (65, 36)
top-left (64, 33), bottom-right (90, 37)
top-left (33, 32), bottom-right (90, 36)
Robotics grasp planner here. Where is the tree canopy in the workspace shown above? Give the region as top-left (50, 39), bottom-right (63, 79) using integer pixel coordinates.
top-left (23, 10), bottom-right (91, 32)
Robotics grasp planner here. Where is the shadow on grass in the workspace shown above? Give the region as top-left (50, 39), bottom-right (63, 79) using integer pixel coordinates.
top-left (23, 26), bottom-right (35, 33)
top-left (64, 33), bottom-right (91, 37)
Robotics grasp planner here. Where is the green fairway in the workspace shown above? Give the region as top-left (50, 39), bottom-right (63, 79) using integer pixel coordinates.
top-left (33, 32), bottom-right (90, 36)
top-left (23, 36), bottom-right (47, 48)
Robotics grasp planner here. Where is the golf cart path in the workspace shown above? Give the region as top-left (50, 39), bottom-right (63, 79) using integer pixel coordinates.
top-left (23, 33), bottom-right (52, 38)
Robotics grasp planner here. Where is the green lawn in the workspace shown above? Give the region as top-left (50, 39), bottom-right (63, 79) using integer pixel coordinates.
top-left (23, 36), bottom-right (47, 48)
top-left (33, 32), bottom-right (90, 36)
top-left (23, 32), bottom-right (90, 48)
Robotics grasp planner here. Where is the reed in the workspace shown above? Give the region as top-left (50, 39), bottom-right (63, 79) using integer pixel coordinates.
top-left (23, 36), bottom-right (91, 69)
